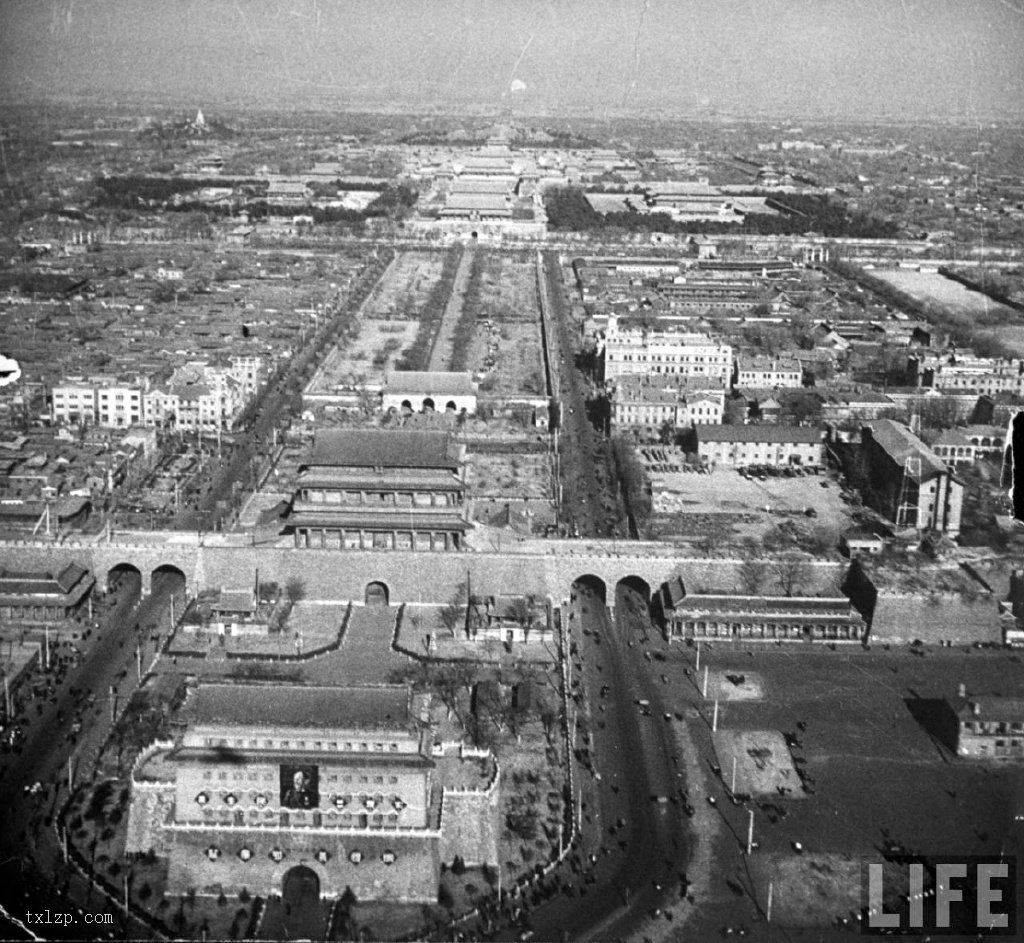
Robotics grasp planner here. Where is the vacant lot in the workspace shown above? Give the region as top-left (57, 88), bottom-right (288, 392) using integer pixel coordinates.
top-left (464, 452), bottom-right (552, 499)
top-left (648, 466), bottom-right (853, 546)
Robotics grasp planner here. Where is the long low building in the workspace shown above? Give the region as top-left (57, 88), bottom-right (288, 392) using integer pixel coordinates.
top-left (660, 576), bottom-right (867, 644)
top-left (695, 424), bottom-right (824, 467)
top-left (382, 371), bottom-right (477, 416)
top-left (0, 562), bottom-right (94, 624)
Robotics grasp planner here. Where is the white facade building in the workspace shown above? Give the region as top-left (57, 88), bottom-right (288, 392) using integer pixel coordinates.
top-left (603, 315), bottom-right (733, 383)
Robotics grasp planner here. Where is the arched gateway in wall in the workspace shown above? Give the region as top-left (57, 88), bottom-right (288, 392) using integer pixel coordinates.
top-left (572, 574), bottom-right (607, 604)
top-left (365, 581), bottom-right (390, 606)
top-left (282, 864), bottom-right (320, 903)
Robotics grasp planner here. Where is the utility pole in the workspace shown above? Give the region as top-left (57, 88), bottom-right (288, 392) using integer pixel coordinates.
top-left (746, 809), bottom-right (755, 855)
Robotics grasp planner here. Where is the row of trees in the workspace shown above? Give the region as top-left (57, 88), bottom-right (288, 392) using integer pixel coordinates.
top-left (394, 245), bottom-right (465, 371)
top-left (829, 259), bottom-right (1021, 359)
top-left (448, 248), bottom-right (488, 372)
top-left (611, 434), bottom-right (653, 534)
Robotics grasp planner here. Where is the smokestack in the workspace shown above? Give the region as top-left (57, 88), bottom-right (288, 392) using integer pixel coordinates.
top-left (957, 682), bottom-right (966, 698)
top-left (972, 701), bottom-right (981, 717)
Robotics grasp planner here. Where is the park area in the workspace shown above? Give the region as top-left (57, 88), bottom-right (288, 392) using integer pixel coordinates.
top-left (360, 251), bottom-right (450, 320)
top-left (461, 253), bottom-right (546, 397)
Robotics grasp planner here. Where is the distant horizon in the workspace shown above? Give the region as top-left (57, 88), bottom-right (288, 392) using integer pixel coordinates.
top-left (2, 0), bottom-right (1023, 123)
top-left (1, 93), bottom-right (1021, 131)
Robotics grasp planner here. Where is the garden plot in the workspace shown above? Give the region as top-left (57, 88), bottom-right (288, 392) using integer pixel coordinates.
top-left (310, 318), bottom-right (420, 391)
top-left (463, 255), bottom-right (546, 397)
top-left (463, 452), bottom-right (552, 499)
top-left (471, 320), bottom-right (546, 397)
top-left (361, 251), bottom-right (449, 320)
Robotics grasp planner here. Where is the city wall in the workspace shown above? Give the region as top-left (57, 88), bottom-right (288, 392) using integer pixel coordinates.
top-left (0, 539), bottom-right (847, 608)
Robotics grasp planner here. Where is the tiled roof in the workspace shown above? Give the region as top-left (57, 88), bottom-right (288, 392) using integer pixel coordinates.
top-left (932, 429), bottom-right (972, 447)
top-left (384, 371), bottom-right (475, 396)
top-left (697, 424), bottom-right (822, 444)
top-left (287, 509), bottom-right (469, 531)
top-left (306, 430), bottom-right (458, 471)
top-left (668, 593), bottom-right (859, 615)
top-left (184, 683), bottom-right (414, 731)
top-left (864, 419), bottom-right (947, 479)
top-left (949, 696), bottom-right (1024, 721)
top-left (0, 562), bottom-right (91, 597)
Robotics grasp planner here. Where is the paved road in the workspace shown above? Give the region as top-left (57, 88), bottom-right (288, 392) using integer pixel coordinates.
top-left (427, 245), bottom-right (474, 372)
top-left (541, 251), bottom-right (621, 539)
top-left (0, 573), bottom-right (179, 940)
top-left (489, 582), bottom-right (689, 942)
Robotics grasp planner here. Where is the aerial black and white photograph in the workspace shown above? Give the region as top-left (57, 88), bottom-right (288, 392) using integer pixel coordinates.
top-left (0, 1), bottom-right (1023, 940)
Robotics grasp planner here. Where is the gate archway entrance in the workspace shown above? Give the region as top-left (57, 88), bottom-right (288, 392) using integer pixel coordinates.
top-left (365, 581), bottom-right (390, 606)
top-left (282, 864), bottom-right (320, 905)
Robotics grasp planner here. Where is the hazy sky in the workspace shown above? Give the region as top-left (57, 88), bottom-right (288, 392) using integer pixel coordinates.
top-left (1, 0), bottom-right (1023, 119)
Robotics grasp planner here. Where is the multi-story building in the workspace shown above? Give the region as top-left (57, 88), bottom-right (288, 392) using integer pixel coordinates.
top-left (610, 376), bottom-right (725, 438)
top-left (286, 430), bottom-right (468, 551)
top-left (911, 351), bottom-right (1024, 397)
top-left (50, 382), bottom-right (98, 425)
top-left (51, 379), bottom-right (143, 428)
top-left (603, 315), bottom-right (733, 383)
top-left (125, 683), bottom-right (500, 902)
top-left (695, 424), bottom-right (824, 468)
top-left (734, 355), bottom-right (803, 389)
top-left (941, 696), bottom-right (1024, 759)
top-left (51, 357), bottom-right (261, 432)
top-left (860, 419), bottom-right (963, 535)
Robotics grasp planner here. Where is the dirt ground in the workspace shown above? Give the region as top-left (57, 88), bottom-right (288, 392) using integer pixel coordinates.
top-left (650, 467), bottom-right (853, 545)
top-left (309, 319), bottom-right (420, 392)
top-left (471, 320), bottom-right (546, 397)
top-left (464, 255), bottom-right (546, 397)
top-left (706, 669), bottom-right (766, 701)
top-left (463, 452), bottom-right (552, 499)
top-left (712, 729), bottom-right (805, 798)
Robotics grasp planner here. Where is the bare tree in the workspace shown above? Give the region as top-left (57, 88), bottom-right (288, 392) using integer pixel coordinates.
top-left (284, 576), bottom-right (307, 606)
top-left (439, 578), bottom-right (470, 638)
top-left (737, 558), bottom-right (769, 595)
top-left (772, 553), bottom-right (813, 597)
